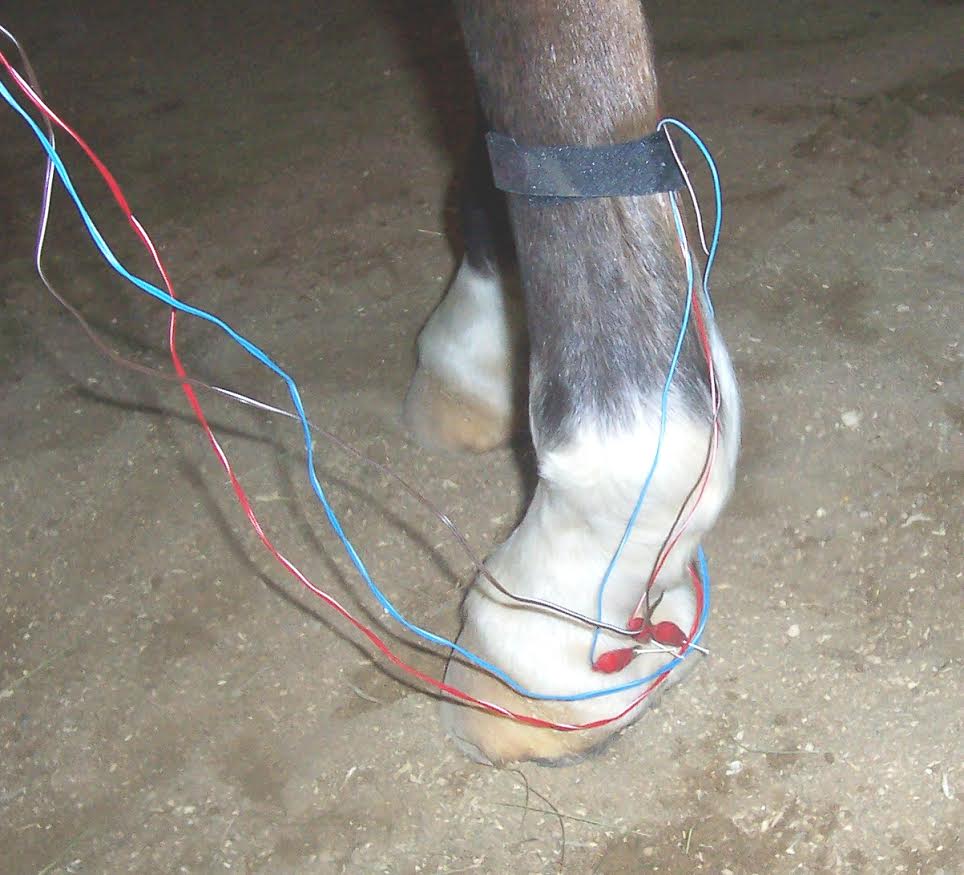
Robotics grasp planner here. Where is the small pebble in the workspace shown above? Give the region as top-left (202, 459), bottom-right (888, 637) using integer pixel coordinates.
top-left (841, 410), bottom-right (861, 429)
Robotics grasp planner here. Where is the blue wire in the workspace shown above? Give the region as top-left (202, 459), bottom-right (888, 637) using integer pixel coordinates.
top-left (658, 117), bottom-right (723, 317)
top-left (587, 193), bottom-right (695, 663)
top-left (2, 77), bottom-right (711, 702)
top-left (588, 119), bottom-right (724, 664)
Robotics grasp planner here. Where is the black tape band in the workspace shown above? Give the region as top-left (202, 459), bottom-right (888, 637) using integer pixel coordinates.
top-left (486, 130), bottom-right (684, 199)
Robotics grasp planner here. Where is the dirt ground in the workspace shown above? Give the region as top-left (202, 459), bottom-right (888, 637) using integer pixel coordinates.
top-left (1, 1), bottom-right (961, 872)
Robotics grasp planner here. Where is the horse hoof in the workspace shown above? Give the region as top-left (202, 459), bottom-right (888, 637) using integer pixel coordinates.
top-left (440, 663), bottom-right (624, 766)
top-left (434, 417), bottom-right (726, 766)
top-left (404, 260), bottom-right (523, 453)
top-left (403, 366), bottom-right (514, 453)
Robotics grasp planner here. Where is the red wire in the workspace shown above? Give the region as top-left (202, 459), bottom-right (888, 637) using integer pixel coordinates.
top-left (2, 48), bottom-right (703, 732)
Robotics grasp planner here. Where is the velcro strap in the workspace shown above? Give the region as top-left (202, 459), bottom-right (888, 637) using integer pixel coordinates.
top-left (486, 130), bottom-right (684, 198)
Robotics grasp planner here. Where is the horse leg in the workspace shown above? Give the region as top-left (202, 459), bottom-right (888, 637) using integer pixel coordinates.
top-left (440, 0), bottom-right (741, 765)
top-left (404, 129), bottom-right (525, 452)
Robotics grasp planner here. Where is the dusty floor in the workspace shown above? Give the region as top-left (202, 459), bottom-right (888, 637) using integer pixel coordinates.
top-left (1, 1), bottom-right (961, 872)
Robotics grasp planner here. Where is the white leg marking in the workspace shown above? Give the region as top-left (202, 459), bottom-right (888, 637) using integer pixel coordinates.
top-left (414, 258), bottom-right (520, 418)
top-left (445, 327), bottom-right (740, 737)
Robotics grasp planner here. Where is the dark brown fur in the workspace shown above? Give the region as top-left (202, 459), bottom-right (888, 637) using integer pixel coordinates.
top-left (454, 0), bottom-right (711, 442)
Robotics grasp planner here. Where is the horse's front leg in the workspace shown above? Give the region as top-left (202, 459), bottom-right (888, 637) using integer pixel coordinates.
top-left (428, 0), bottom-right (740, 764)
